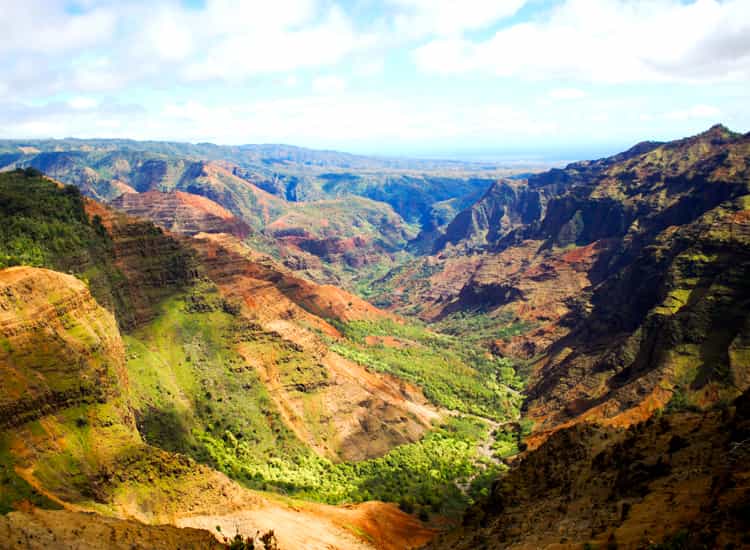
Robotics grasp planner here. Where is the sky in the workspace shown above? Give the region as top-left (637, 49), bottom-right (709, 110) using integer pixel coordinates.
top-left (0, 0), bottom-right (749, 160)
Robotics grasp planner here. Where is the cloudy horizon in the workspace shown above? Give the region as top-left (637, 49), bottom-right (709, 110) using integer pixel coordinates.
top-left (1, 0), bottom-right (749, 159)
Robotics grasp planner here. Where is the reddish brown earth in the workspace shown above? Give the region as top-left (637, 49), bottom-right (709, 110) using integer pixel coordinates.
top-left (110, 190), bottom-right (251, 238)
top-left (179, 500), bottom-right (436, 550)
top-left (0, 265), bottom-right (438, 549)
top-left (87, 196), bottom-right (439, 463)
top-left (83, 198), bottom-right (199, 329)
top-left (383, 127), bottom-right (750, 448)
top-left (190, 232), bottom-right (440, 461)
top-left (192, 232), bottom-right (395, 324)
top-left (427, 390), bottom-right (750, 550)
top-left (0, 267), bottom-right (129, 430)
top-left (0, 508), bottom-right (225, 550)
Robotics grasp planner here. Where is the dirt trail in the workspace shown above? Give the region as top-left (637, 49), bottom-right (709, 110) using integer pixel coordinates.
top-left (14, 466), bottom-right (90, 514)
top-left (177, 500), bottom-right (436, 550)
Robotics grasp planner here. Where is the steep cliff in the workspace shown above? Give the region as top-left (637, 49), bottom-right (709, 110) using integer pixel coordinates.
top-left (0, 267), bottom-right (129, 432)
top-left (110, 190), bottom-right (250, 239)
top-left (0, 266), bottom-right (435, 549)
top-left (0, 509), bottom-right (225, 550)
top-left (426, 390), bottom-right (750, 549)
top-left (83, 199), bottom-right (198, 329)
top-left (184, 232), bottom-right (438, 461)
top-left (435, 180), bottom-right (544, 252)
top-left (0, 169), bottom-right (198, 331)
top-left (418, 125), bottom-right (750, 549)
top-left (374, 127), bottom-right (750, 437)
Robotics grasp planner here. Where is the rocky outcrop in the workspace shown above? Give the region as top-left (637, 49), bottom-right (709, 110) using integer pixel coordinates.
top-left (382, 127), bottom-right (750, 433)
top-left (0, 267), bottom-right (435, 549)
top-left (435, 180), bottom-right (544, 252)
top-left (110, 190), bottom-right (250, 238)
top-left (0, 267), bottom-right (129, 429)
top-left (190, 233), bottom-right (439, 461)
top-left (84, 200), bottom-right (199, 329)
top-left (265, 196), bottom-right (417, 283)
top-left (426, 390), bottom-right (750, 549)
top-left (515, 127), bottom-right (750, 439)
top-left (0, 509), bottom-right (225, 550)
top-left (523, 193), bottom-right (750, 443)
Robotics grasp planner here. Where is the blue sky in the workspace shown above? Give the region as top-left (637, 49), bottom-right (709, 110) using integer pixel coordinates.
top-left (0, 0), bottom-right (749, 160)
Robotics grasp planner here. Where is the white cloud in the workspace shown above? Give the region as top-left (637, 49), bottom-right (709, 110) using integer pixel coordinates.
top-left (0, 93), bottom-right (557, 147)
top-left (389, 0), bottom-right (526, 38)
top-left (548, 88), bottom-right (587, 100)
top-left (414, 0), bottom-right (750, 83)
top-left (311, 75), bottom-right (348, 94)
top-left (0, 1), bottom-right (116, 54)
top-left (141, 8), bottom-right (195, 63)
top-left (68, 96), bottom-right (100, 110)
top-left (353, 58), bottom-right (385, 78)
top-left (180, 5), bottom-right (362, 81)
top-left (665, 104), bottom-right (721, 121)
top-left (0, 0), bottom-right (369, 97)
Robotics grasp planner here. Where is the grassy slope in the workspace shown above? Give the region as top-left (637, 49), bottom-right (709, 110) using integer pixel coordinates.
top-left (329, 319), bottom-right (524, 421)
top-left (124, 288), bottom-right (516, 518)
top-left (0, 168), bottom-right (112, 271)
top-left (0, 169), bottom-right (523, 520)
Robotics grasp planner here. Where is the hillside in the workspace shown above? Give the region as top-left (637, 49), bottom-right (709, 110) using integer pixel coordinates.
top-left (427, 389), bottom-right (750, 549)
top-left (0, 138), bottom-right (505, 230)
top-left (401, 125), bottom-right (750, 549)
top-left (2, 126), bottom-right (749, 548)
top-left (0, 265), bottom-right (435, 549)
top-left (0, 168), bottom-right (523, 547)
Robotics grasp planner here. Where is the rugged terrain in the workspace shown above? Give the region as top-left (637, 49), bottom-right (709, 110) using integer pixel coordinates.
top-left (427, 389), bottom-right (750, 549)
top-left (0, 139), bottom-right (511, 290)
top-left (2, 126), bottom-right (749, 548)
top-left (415, 125), bottom-right (750, 548)
top-left (0, 168), bottom-right (514, 548)
top-left (372, 126), bottom-right (750, 433)
top-left (0, 232), bottom-right (437, 550)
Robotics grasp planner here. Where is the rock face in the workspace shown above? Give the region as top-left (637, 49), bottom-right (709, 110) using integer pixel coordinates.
top-left (0, 265), bottom-right (436, 549)
top-left (83, 199), bottom-right (199, 330)
top-left (426, 390), bottom-right (750, 550)
top-left (381, 126), bottom-right (750, 439)
top-left (0, 267), bottom-right (129, 430)
top-left (192, 232), bottom-right (394, 325)
top-left (0, 509), bottom-right (225, 550)
top-left (417, 125), bottom-right (750, 550)
top-left (191, 233), bottom-right (439, 461)
top-left (524, 192), bottom-right (750, 443)
top-left (267, 196), bottom-right (416, 272)
top-left (110, 190), bottom-right (250, 239)
top-left (435, 180), bottom-right (544, 252)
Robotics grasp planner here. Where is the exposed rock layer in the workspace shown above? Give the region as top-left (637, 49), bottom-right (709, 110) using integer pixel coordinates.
top-left (426, 390), bottom-right (750, 549)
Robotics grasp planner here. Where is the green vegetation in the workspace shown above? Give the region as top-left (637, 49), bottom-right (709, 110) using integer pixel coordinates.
top-left (663, 388), bottom-right (702, 414)
top-left (435, 310), bottom-right (535, 345)
top-left (0, 434), bottom-right (62, 514)
top-left (226, 530), bottom-right (278, 550)
top-left (0, 167), bottom-right (525, 519)
top-left (202, 413), bottom-right (504, 518)
top-left (0, 168), bottom-right (111, 270)
top-left (648, 530), bottom-right (690, 550)
top-left (490, 425), bottom-right (521, 459)
top-left (329, 319), bottom-right (524, 420)
top-left (0, 168), bottom-right (158, 327)
top-left (125, 283), bottom-right (308, 465)
top-left (125, 292), bottom-right (509, 517)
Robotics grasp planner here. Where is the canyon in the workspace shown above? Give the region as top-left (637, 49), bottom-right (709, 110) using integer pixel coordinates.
top-left (0, 125), bottom-right (748, 549)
